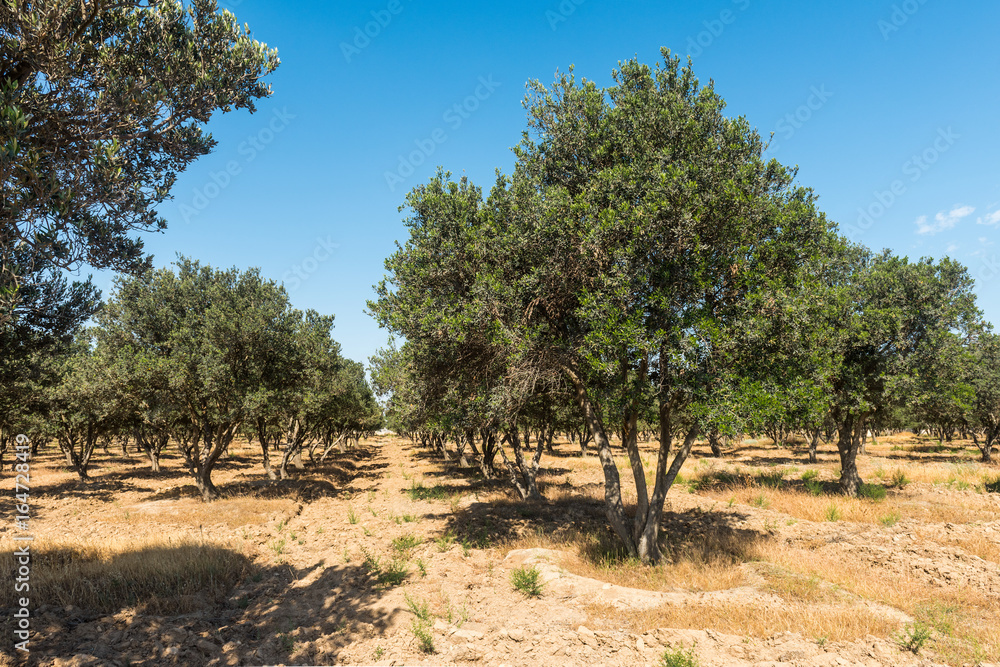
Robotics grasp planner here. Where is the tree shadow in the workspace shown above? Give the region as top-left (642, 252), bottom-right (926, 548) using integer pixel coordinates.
top-left (0, 543), bottom-right (403, 666)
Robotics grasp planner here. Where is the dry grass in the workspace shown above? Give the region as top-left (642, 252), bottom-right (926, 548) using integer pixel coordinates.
top-left (505, 524), bottom-right (759, 593)
top-left (0, 537), bottom-right (251, 614)
top-left (587, 600), bottom-right (901, 643)
top-left (121, 496), bottom-right (300, 529)
top-left (755, 541), bottom-right (1000, 663)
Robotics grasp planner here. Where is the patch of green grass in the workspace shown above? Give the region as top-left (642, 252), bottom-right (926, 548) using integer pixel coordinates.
top-left (401, 513), bottom-right (418, 523)
top-left (392, 534), bottom-right (421, 556)
top-left (270, 538), bottom-right (286, 555)
top-left (374, 646), bottom-right (384, 659)
top-left (800, 470), bottom-right (819, 482)
top-left (984, 476), bottom-right (1000, 493)
top-left (895, 622), bottom-right (932, 654)
top-left (890, 468), bottom-right (910, 489)
top-left (757, 471), bottom-right (784, 489)
top-left (378, 559), bottom-right (409, 587)
top-left (435, 530), bottom-right (456, 552)
top-left (660, 646), bottom-right (699, 667)
top-left (824, 504), bottom-right (841, 522)
top-left (276, 518), bottom-right (288, 532)
top-left (404, 590), bottom-right (432, 622)
top-left (406, 480), bottom-right (448, 501)
top-left (510, 565), bottom-right (543, 597)
top-left (879, 511), bottom-right (901, 527)
top-left (858, 483), bottom-right (887, 501)
top-left (412, 618), bottom-right (435, 653)
top-left (804, 479), bottom-right (824, 496)
top-left (751, 493), bottom-right (770, 509)
top-left (416, 558), bottom-right (427, 577)
top-left (347, 506), bottom-right (358, 524)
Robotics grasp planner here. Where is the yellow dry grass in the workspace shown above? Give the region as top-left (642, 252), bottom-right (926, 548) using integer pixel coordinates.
top-left (755, 541), bottom-right (1000, 663)
top-left (587, 600), bottom-right (901, 643)
top-left (117, 496), bottom-right (300, 529)
top-left (0, 536), bottom-right (251, 614)
top-left (504, 524), bottom-right (758, 593)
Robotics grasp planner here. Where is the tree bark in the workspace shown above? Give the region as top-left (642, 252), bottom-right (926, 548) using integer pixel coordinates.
top-left (836, 414), bottom-right (865, 495)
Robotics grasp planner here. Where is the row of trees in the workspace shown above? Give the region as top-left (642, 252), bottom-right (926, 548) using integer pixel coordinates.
top-left (1, 257), bottom-right (381, 500)
top-left (368, 50), bottom-right (997, 563)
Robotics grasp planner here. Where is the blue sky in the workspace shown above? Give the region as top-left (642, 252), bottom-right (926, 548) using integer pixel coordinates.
top-left (88, 0), bottom-right (1000, 366)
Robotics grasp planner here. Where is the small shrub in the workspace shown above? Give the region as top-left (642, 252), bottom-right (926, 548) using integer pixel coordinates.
top-left (858, 483), bottom-right (887, 501)
top-left (392, 534), bottom-right (421, 555)
top-left (407, 480), bottom-right (448, 501)
top-left (804, 479), bottom-right (823, 496)
top-left (981, 476), bottom-right (1000, 493)
top-left (411, 618), bottom-right (435, 653)
top-left (660, 646), bottom-right (699, 667)
top-left (879, 511), bottom-right (901, 526)
top-left (895, 622), bottom-right (932, 653)
top-left (800, 470), bottom-right (819, 482)
top-left (757, 471), bottom-right (784, 489)
top-left (404, 591), bottom-right (432, 622)
top-left (751, 493), bottom-right (770, 509)
top-left (824, 504), bottom-right (841, 522)
top-left (435, 530), bottom-right (456, 552)
top-left (378, 559), bottom-right (409, 587)
top-left (510, 565), bottom-right (544, 597)
top-left (890, 468), bottom-right (910, 489)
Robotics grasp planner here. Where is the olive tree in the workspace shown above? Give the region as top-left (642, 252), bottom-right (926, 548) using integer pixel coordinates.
top-left (1, 0), bottom-right (278, 323)
top-left (96, 257), bottom-right (300, 499)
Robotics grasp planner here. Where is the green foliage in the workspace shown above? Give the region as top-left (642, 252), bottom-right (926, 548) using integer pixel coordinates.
top-left (435, 531), bottom-right (456, 552)
top-left (804, 479), bottom-right (824, 496)
top-left (0, 0), bottom-right (279, 316)
top-left (895, 623), bottom-right (932, 653)
top-left (406, 481), bottom-right (448, 501)
top-left (983, 476), bottom-right (1000, 493)
top-left (660, 646), bottom-right (700, 667)
top-left (392, 534), bottom-right (421, 555)
top-left (890, 469), bottom-right (910, 488)
top-left (858, 483), bottom-right (887, 501)
top-left (404, 591), bottom-right (432, 622)
top-left (510, 565), bottom-right (543, 597)
top-left (800, 470), bottom-right (819, 482)
top-left (411, 618), bottom-right (435, 653)
top-left (824, 504), bottom-right (841, 522)
top-left (880, 511), bottom-right (901, 526)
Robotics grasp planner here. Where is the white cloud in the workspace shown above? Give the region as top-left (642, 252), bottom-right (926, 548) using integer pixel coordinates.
top-left (945, 243), bottom-right (958, 253)
top-left (977, 210), bottom-right (1000, 227)
top-left (914, 205), bottom-right (975, 235)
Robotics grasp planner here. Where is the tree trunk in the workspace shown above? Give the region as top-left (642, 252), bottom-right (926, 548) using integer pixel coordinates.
top-left (808, 428), bottom-right (821, 464)
top-left (708, 431), bottom-right (723, 457)
top-left (836, 414), bottom-right (865, 495)
top-left (562, 363), bottom-right (635, 557)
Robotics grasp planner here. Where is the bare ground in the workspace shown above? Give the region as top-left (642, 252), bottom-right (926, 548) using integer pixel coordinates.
top-left (2, 433), bottom-right (999, 666)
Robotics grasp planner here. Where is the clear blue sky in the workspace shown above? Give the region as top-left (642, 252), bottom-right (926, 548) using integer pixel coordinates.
top-left (88, 0), bottom-right (1000, 367)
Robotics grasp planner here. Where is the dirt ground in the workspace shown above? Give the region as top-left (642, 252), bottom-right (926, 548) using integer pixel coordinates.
top-left (2, 433), bottom-right (1000, 666)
